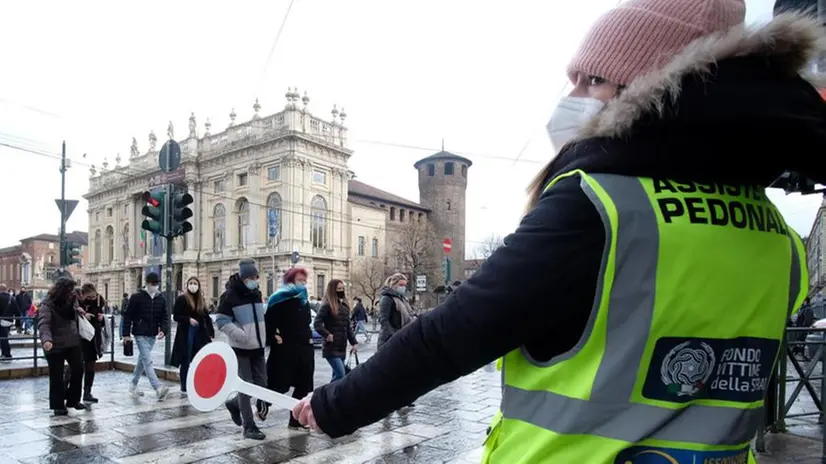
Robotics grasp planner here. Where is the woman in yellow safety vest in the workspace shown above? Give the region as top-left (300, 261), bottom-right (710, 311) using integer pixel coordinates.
top-left (293, 0), bottom-right (825, 462)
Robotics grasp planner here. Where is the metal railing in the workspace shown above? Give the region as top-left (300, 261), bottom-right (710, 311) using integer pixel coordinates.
top-left (756, 326), bottom-right (826, 460)
top-left (0, 315), bottom-right (118, 371)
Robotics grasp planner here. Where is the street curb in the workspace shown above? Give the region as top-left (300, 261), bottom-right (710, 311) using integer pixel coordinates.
top-left (0, 361), bottom-right (115, 379)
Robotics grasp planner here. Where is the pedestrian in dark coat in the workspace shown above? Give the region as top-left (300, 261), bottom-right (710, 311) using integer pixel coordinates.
top-left (39, 276), bottom-right (85, 416)
top-left (313, 279), bottom-right (358, 382)
top-left (377, 273), bottom-right (414, 349)
top-left (65, 283), bottom-right (106, 403)
top-left (256, 267), bottom-right (314, 429)
top-left (170, 277), bottom-right (214, 394)
top-left (0, 285), bottom-right (19, 359)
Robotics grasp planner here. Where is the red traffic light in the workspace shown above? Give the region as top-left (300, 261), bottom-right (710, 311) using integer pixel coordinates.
top-left (142, 191), bottom-right (160, 207)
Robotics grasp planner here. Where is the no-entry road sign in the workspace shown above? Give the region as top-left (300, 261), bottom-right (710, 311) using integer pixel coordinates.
top-left (443, 238), bottom-right (452, 254)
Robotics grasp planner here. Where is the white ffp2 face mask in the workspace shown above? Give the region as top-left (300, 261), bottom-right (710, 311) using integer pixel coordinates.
top-left (546, 96), bottom-right (606, 152)
top-left (188, 284), bottom-right (199, 294)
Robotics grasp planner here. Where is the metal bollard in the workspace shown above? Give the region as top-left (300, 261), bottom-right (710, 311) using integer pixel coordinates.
top-left (32, 319), bottom-right (38, 371)
top-left (110, 315), bottom-right (115, 367)
top-left (777, 343), bottom-right (788, 433)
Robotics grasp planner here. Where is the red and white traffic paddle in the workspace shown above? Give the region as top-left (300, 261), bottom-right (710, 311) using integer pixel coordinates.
top-left (186, 342), bottom-right (299, 412)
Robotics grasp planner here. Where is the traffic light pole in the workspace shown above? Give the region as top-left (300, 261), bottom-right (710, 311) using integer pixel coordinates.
top-left (59, 141), bottom-right (67, 268)
top-left (164, 183), bottom-right (174, 365)
top-left (163, 143), bottom-right (174, 365)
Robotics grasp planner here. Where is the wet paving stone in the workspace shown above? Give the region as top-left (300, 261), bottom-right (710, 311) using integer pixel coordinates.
top-left (273, 433), bottom-right (336, 455)
top-left (20, 447), bottom-right (118, 464)
top-left (418, 429), bottom-right (486, 454)
top-left (192, 454), bottom-right (252, 464)
top-left (231, 443), bottom-right (301, 463)
top-left (5, 438), bottom-right (77, 461)
top-left (365, 444), bottom-right (459, 464)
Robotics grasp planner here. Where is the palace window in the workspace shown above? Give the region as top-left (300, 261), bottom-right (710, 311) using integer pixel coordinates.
top-left (311, 195), bottom-right (327, 249)
top-left (213, 204), bottom-right (226, 253)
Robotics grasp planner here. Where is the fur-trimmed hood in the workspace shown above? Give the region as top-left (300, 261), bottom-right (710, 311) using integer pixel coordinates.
top-left (531, 12), bottom-right (826, 206)
top-left (581, 12), bottom-right (826, 139)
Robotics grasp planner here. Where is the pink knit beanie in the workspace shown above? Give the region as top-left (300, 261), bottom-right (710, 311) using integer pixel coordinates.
top-left (567, 0), bottom-right (746, 86)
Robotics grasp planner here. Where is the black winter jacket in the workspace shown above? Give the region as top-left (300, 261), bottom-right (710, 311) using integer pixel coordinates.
top-left (266, 295), bottom-right (312, 347)
top-left (351, 303), bottom-right (368, 322)
top-left (0, 292), bottom-right (19, 324)
top-left (307, 18), bottom-right (826, 439)
top-left (79, 295), bottom-right (107, 359)
top-left (122, 290), bottom-right (168, 337)
top-left (170, 294), bottom-right (214, 367)
top-left (313, 300), bottom-right (357, 358)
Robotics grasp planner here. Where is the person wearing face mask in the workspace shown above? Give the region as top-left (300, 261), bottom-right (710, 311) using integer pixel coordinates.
top-left (39, 276), bottom-right (85, 416)
top-left (170, 277), bottom-right (214, 396)
top-left (215, 259), bottom-right (268, 440)
top-left (65, 283), bottom-right (106, 403)
top-left (122, 272), bottom-right (170, 400)
top-left (377, 273), bottom-right (414, 350)
top-left (313, 279), bottom-right (358, 383)
top-left (292, 1), bottom-right (826, 462)
top-left (255, 267), bottom-right (314, 429)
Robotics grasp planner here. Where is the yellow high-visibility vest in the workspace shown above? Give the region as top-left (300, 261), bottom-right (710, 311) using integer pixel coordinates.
top-left (483, 171), bottom-right (807, 464)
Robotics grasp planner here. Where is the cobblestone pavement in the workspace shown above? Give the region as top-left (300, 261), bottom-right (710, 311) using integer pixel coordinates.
top-left (0, 367), bottom-right (495, 463)
top-left (1, 319), bottom-right (824, 462)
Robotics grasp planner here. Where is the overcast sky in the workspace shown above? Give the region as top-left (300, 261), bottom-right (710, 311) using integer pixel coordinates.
top-left (1, 0), bottom-right (819, 256)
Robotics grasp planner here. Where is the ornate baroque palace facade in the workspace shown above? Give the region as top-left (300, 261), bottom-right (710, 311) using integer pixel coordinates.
top-left (83, 89), bottom-right (469, 305)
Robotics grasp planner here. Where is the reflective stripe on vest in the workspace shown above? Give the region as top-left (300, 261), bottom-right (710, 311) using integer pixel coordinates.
top-left (498, 172), bottom-right (804, 450)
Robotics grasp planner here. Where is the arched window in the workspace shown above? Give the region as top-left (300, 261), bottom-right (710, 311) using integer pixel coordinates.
top-left (122, 223), bottom-right (130, 258)
top-left (213, 204), bottom-right (226, 253)
top-left (105, 226), bottom-right (115, 262)
top-left (266, 192), bottom-right (283, 244)
top-left (236, 198), bottom-right (250, 249)
top-left (94, 229), bottom-right (101, 264)
top-left (311, 195), bottom-right (327, 249)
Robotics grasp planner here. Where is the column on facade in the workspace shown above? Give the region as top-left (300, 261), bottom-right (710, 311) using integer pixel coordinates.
top-left (191, 181), bottom-right (202, 254)
top-left (286, 157), bottom-right (299, 253)
top-left (248, 167), bottom-right (261, 249)
top-left (337, 169), bottom-right (346, 255)
top-left (225, 172), bottom-right (237, 251)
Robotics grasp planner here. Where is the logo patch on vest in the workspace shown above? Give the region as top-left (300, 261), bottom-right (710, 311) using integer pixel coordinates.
top-left (614, 445), bottom-right (749, 463)
top-left (642, 337), bottom-right (778, 403)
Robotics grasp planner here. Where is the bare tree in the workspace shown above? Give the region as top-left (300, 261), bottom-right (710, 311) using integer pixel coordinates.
top-left (474, 234), bottom-right (504, 260)
top-left (390, 220), bottom-right (441, 306)
top-left (350, 257), bottom-right (388, 309)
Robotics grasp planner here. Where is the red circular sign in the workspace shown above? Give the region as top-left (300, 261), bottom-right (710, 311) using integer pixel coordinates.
top-left (443, 238), bottom-right (452, 253)
top-left (194, 353), bottom-right (227, 399)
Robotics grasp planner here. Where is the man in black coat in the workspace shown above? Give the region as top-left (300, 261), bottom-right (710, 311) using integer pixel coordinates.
top-left (122, 273), bottom-right (169, 400)
top-left (15, 287), bottom-right (33, 334)
top-left (0, 285), bottom-right (19, 360)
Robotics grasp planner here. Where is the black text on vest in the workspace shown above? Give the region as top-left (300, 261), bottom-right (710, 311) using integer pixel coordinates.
top-left (652, 180), bottom-right (787, 235)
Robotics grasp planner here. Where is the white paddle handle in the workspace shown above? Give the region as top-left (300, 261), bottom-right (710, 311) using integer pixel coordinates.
top-left (236, 381), bottom-right (300, 409)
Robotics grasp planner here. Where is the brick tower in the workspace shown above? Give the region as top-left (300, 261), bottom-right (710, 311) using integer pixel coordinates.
top-left (414, 150), bottom-right (472, 285)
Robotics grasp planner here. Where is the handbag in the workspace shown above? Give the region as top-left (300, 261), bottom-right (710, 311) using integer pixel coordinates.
top-left (344, 351), bottom-right (360, 375)
top-left (77, 315), bottom-right (95, 342)
top-left (99, 318), bottom-right (111, 353)
top-left (123, 339), bottom-right (134, 356)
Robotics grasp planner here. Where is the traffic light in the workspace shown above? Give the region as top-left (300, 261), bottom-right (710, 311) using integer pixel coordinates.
top-left (141, 190), bottom-right (166, 235)
top-left (170, 188), bottom-right (194, 237)
top-left (65, 241), bottom-right (82, 265)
